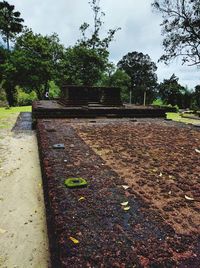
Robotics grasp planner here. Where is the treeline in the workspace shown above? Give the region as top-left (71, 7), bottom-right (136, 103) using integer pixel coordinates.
top-left (0, 0), bottom-right (199, 110)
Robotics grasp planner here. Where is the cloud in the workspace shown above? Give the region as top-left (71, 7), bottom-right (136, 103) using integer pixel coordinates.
top-left (7, 0), bottom-right (200, 88)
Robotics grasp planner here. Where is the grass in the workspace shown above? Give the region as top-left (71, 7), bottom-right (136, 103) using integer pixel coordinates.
top-left (0, 106), bottom-right (31, 129)
top-left (0, 106), bottom-right (31, 119)
top-left (166, 112), bottom-right (200, 125)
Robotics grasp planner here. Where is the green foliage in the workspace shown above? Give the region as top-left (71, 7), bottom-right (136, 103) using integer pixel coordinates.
top-left (117, 51), bottom-right (158, 104)
top-left (78, 0), bottom-right (120, 51)
top-left (69, 0), bottom-right (120, 86)
top-left (0, 83), bottom-right (7, 106)
top-left (1, 28), bottom-right (65, 104)
top-left (152, 99), bottom-right (164, 106)
top-left (152, 0), bottom-right (200, 66)
top-left (158, 74), bottom-right (192, 108)
top-left (99, 68), bottom-right (131, 102)
top-left (16, 87), bottom-right (37, 106)
top-left (61, 44), bottom-right (108, 86)
top-left (0, 0), bottom-right (121, 104)
top-left (49, 81), bottom-right (60, 98)
top-left (0, 45), bottom-right (7, 78)
top-left (0, 1), bottom-right (24, 50)
top-left (192, 85), bottom-right (200, 109)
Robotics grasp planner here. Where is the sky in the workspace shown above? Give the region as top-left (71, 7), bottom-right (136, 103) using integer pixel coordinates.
top-left (7, 0), bottom-right (200, 89)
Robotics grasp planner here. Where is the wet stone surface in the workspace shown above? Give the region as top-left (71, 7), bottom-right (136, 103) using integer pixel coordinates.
top-left (37, 118), bottom-right (200, 267)
top-left (12, 112), bottom-right (33, 132)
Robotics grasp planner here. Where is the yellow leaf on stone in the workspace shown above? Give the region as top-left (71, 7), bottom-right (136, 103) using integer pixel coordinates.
top-left (78, 197), bottom-right (85, 201)
top-left (122, 185), bottom-right (129, 190)
top-left (69, 236), bottom-right (79, 244)
top-left (123, 206), bottom-right (130, 211)
top-left (121, 201), bottom-right (129, 206)
top-left (184, 195), bottom-right (194, 201)
top-left (195, 149), bottom-right (200, 154)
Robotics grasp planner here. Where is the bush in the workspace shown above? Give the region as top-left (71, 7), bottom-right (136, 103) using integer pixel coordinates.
top-left (152, 101), bottom-right (179, 112)
top-left (16, 87), bottom-right (38, 106)
top-left (49, 81), bottom-right (61, 99)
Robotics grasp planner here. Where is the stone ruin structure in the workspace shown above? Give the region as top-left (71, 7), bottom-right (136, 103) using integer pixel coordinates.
top-left (32, 84), bottom-right (176, 120)
top-left (59, 84), bottom-right (123, 107)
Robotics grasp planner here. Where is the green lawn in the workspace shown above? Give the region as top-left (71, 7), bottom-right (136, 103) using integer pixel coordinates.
top-left (166, 112), bottom-right (200, 125)
top-left (0, 106), bottom-right (31, 129)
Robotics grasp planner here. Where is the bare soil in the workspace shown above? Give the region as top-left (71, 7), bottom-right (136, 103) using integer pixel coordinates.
top-left (76, 120), bottom-right (200, 235)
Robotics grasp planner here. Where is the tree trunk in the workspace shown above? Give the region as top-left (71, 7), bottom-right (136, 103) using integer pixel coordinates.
top-left (143, 90), bottom-right (146, 106)
top-left (129, 89), bottom-right (132, 104)
top-left (6, 34), bottom-right (10, 51)
top-left (5, 83), bottom-right (16, 106)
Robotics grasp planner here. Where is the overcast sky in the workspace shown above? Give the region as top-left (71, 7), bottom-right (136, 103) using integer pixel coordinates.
top-left (8, 0), bottom-right (200, 89)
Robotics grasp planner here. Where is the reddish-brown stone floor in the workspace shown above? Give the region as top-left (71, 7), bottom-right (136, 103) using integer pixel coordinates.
top-left (37, 118), bottom-right (200, 267)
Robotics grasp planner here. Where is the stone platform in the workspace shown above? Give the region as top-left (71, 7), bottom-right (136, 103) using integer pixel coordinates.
top-left (32, 100), bottom-right (175, 120)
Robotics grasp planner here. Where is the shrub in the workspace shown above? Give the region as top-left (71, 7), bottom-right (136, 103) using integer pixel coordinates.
top-left (49, 81), bottom-right (61, 99)
top-left (16, 87), bottom-right (38, 106)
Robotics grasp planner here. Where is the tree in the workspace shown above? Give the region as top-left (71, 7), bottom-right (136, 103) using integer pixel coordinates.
top-left (60, 44), bottom-right (108, 86)
top-left (0, 1), bottom-right (24, 50)
top-left (1, 28), bottom-right (64, 104)
top-left (152, 0), bottom-right (200, 66)
top-left (0, 45), bottom-right (7, 81)
top-left (158, 74), bottom-right (189, 108)
top-left (78, 0), bottom-right (120, 51)
top-left (117, 52), bottom-right (158, 105)
top-left (192, 85), bottom-right (200, 109)
top-left (65, 0), bottom-right (120, 86)
top-left (99, 68), bottom-right (131, 102)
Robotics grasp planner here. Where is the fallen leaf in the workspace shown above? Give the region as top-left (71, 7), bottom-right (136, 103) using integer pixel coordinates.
top-left (122, 185), bottom-right (129, 190)
top-left (159, 172), bottom-right (162, 177)
top-left (0, 228), bottom-right (6, 234)
top-left (195, 149), bottom-right (200, 154)
top-left (168, 191), bottom-right (172, 195)
top-left (121, 201), bottom-right (129, 206)
top-left (123, 206), bottom-right (130, 211)
top-left (185, 195), bottom-right (194, 201)
top-left (69, 236), bottom-right (79, 244)
top-left (78, 197), bottom-right (85, 201)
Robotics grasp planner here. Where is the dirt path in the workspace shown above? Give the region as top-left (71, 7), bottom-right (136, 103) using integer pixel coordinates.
top-left (0, 115), bottom-right (49, 268)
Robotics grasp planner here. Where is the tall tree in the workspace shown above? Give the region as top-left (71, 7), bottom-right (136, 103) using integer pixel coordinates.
top-left (0, 45), bottom-right (7, 81)
top-left (152, 0), bottom-right (200, 66)
top-left (61, 0), bottom-right (120, 87)
top-left (14, 29), bottom-right (64, 99)
top-left (98, 68), bottom-right (131, 102)
top-left (78, 0), bottom-right (120, 51)
top-left (0, 1), bottom-right (24, 50)
top-left (158, 74), bottom-right (188, 107)
top-left (192, 85), bottom-right (200, 109)
top-left (60, 44), bottom-right (108, 86)
top-left (117, 52), bottom-right (158, 105)
top-left (1, 28), bottom-right (64, 104)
